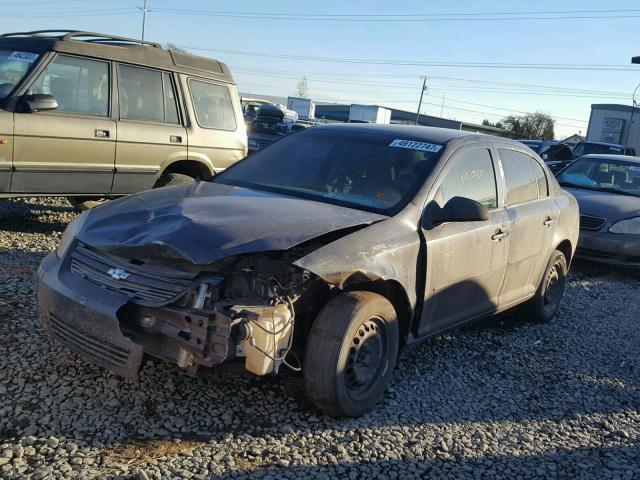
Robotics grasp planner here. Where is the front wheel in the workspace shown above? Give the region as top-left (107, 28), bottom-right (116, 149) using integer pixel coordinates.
top-left (67, 196), bottom-right (109, 211)
top-left (524, 249), bottom-right (568, 323)
top-left (304, 291), bottom-right (399, 417)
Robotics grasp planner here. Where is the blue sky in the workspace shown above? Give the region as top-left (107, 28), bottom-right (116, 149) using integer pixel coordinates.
top-left (2, 0), bottom-right (639, 138)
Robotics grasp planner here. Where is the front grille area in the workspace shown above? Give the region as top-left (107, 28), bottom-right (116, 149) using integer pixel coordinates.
top-left (49, 314), bottom-right (129, 368)
top-left (580, 214), bottom-right (606, 231)
top-left (70, 242), bottom-right (193, 304)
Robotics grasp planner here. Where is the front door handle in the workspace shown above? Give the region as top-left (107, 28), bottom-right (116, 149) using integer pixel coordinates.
top-left (491, 230), bottom-right (509, 242)
top-left (543, 216), bottom-right (555, 227)
top-left (94, 129), bottom-right (110, 138)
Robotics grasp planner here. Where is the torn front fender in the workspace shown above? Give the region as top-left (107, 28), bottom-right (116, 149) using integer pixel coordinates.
top-left (293, 213), bottom-right (422, 312)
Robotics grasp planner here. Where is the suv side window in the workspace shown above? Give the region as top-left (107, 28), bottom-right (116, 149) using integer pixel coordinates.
top-left (434, 148), bottom-right (498, 209)
top-left (118, 65), bottom-right (180, 124)
top-left (189, 79), bottom-right (236, 130)
top-left (31, 55), bottom-right (109, 116)
top-left (499, 149), bottom-right (539, 205)
top-left (530, 158), bottom-right (548, 197)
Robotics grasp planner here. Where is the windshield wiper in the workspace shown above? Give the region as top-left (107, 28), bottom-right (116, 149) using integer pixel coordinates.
top-left (594, 187), bottom-right (640, 197)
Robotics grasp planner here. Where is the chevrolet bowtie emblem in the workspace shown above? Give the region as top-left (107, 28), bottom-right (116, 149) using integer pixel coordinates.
top-left (107, 267), bottom-right (131, 280)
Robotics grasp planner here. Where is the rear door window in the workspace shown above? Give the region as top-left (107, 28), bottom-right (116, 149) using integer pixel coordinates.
top-left (499, 149), bottom-right (540, 205)
top-left (434, 148), bottom-right (498, 209)
top-left (118, 65), bottom-right (180, 124)
top-left (530, 158), bottom-right (548, 197)
top-left (31, 54), bottom-right (109, 116)
top-left (188, 79), bottom-right (236, 130)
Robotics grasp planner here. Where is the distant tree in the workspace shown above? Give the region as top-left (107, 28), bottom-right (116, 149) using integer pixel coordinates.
top-left (482, 118), bottom-right (504, 129)
top-left (500, 112), bottom-right (555, 140)
top-left (296, 77), bottom-right (309, 98)
top-left (165, 43), bottom-right (187, 53)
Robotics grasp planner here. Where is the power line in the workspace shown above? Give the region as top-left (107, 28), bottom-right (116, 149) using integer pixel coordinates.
top-left (233, 68), bottom-right (629, 100)
top-left (182, 46), bottom-right (640, 71)
top-left (234, 70), bottom-right (597, 121)
top-left (238, 82), bottom-right (587, 129)
top-left (0, 8), bottom-right (137, 17)
top-left (152, 7), bottom-right (640, 22)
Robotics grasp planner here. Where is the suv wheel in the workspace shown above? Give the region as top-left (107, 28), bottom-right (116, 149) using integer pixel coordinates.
top-left (67, 196), bottom-right (109, 211)
top-left (524, 249), bottom-right (568, 323)
top-left (154, 173), bottom-right (196, 188)
top-left (304, 291), bottom-right (399, 417)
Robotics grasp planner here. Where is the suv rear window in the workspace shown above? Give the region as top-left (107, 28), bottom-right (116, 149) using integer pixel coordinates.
top-left (189, 79), bottom-right (236, 130)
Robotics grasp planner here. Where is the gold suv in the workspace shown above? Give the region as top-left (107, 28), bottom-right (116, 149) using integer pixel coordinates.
top-left (0, 30), bottom-right (247, 209)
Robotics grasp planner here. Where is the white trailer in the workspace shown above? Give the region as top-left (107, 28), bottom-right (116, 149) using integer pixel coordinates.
top-left (348, 104), bottom-right (391, 124)
top-left (287, 97), bottom-right (316, 119)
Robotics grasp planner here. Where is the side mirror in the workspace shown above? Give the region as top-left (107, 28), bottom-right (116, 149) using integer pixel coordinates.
top-left (20, 94), bottom-right (58, 113)
top-left (422, 196), bottom-right (489, 229)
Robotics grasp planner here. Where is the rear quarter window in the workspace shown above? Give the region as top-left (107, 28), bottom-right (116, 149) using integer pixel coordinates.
top-left (188, 79), bottom-right (236, 131)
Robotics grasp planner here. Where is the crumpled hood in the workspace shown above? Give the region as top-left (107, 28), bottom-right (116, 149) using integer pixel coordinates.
top-left (77, 181), bottom-right (385, 265)
top-left (565, 187), bottom-right (640, 221)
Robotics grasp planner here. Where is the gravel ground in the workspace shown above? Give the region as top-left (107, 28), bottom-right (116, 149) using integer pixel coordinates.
top-left (1, 197), bottom-right (639, 480)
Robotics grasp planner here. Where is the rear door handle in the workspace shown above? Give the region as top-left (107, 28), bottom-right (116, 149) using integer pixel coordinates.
top-left (170, 135), bottom-right (183, 143)
top-left (491, 230), bottom-right (509, 242)
top-left (543, 216), bottom-right (555, 227)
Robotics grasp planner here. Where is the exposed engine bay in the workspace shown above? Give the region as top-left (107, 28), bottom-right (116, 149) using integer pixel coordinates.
top-left (116, 252), bottom-right (322, 377)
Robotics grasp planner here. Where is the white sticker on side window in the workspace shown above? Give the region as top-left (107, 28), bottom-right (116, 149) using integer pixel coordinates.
top-left (8, 51), bottom-right (38, 63)
top-left (389, 139), bottom-right (443, 153)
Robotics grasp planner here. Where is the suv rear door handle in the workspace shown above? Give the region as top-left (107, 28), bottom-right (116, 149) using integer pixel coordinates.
top-left (543, 216), bottom-right (555, 227)
top-left (170, 135), bottom-right (183, 143)
top-left (491, 230), bottom-right (509, 242)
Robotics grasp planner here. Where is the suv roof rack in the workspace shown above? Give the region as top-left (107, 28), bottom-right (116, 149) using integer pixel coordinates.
top-left (0, 30), bottom-right (162, 48)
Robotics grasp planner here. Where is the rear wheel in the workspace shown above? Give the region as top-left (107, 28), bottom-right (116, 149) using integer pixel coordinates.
top-left (153, 172), bottom-right (196, 188)
top-left (304, 291), bottom-right (399, 417)
top-left (524, 250), bottom-right (568, 323)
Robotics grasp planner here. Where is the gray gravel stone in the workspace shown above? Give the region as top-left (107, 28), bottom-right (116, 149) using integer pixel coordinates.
top-left (1, 197), bottom-right (639, 480)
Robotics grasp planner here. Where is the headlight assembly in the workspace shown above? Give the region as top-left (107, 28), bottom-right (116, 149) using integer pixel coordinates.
top-left (609, 216), bottom-right (640, 235)
top-left (56, 211), bottom-right (90, 258)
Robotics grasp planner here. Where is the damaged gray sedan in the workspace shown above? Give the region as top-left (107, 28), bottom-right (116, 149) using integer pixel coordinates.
top-left (37, 124), bottom-right (579, 417)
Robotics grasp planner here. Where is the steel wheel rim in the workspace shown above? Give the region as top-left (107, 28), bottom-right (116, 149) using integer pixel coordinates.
top-left (344, 316), bottom-right (387, 400)
top-left (543, 261), bottom-right (563, 311)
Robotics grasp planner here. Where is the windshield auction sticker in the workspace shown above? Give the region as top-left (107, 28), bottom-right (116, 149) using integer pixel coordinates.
top-left (8, 51), bottom-right (38, 63)
top-left (389, 139), bottom-right (443, 153)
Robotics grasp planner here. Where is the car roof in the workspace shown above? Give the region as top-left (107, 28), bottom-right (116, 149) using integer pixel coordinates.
top-left (311, 123), bottom-right (512, 145)
top-left (0, 30), bottom-right (233, 83)
top-left (579, 154), bottom-right (640, 162)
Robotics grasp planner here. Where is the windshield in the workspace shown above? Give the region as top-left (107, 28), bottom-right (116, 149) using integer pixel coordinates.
top-left (0, 50), bottom-right (39, 100)
top-left (573, 143), bottom-right (628, 157)
top-left (213, 129), bottom-right (445, 213)
top-left (558, 157), bottom-right (640, 197)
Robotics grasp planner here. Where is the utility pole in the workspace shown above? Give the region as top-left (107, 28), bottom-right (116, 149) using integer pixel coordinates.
top-left (440, 94), bottom-right (446, 117)
top-left (139, 0), bottom-right (148, 43)
top-left (626, 82), bottom-right (640, 145)
top-left (415, 76), bottom-right (427, 125)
